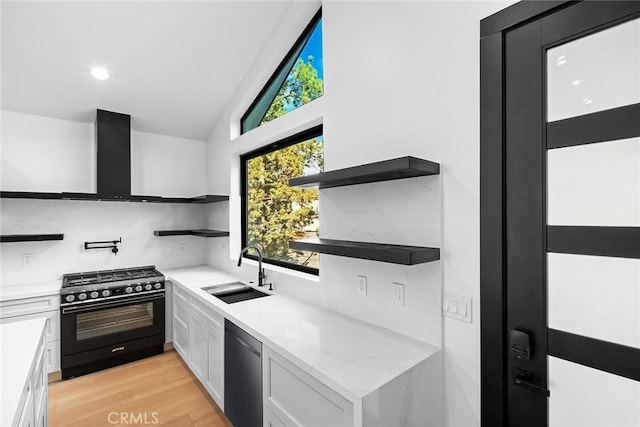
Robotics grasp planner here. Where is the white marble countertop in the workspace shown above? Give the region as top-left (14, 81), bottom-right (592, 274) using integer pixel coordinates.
top-left (0, 318), bottom-right (46, 426)
top-left (0, 281), bottom-right (60, 302)
top-left (162, 265), bottom-right (440, 401)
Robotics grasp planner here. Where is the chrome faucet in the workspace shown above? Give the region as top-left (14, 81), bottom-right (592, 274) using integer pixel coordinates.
top-left (237, 245), bottom-right (271, 289)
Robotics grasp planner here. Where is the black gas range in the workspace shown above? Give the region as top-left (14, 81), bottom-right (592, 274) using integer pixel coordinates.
top-left (60, 266), bottom-right (165, 379)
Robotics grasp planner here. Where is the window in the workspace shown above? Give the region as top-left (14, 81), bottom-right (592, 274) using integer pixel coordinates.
top-left (241, 126), bottom-right (323, 274)
top-left (241, 9), bottom-right (323, 134)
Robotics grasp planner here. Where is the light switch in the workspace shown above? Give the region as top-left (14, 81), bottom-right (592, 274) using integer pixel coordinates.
top-left (450, 301), bottom-right (458, 314)
top-left (458, 301), bottom-right (467, 316)
top-left (443, 292), bottom-right (472, 323)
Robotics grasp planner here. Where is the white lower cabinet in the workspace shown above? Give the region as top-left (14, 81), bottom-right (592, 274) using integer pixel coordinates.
top-left (190, 311), bottom-right (208, 379)
top-left (171, 282), bottom-right (224, 409)
top-left (172, 286), bottom-right (190, 360)
top-left (263, 346), bottom-right (354, 427)
top-left (189, 308), bottom-right (224, 407)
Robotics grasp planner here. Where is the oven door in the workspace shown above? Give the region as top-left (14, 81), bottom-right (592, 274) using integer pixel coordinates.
top-left (60, 292), bottom-right (165, 356)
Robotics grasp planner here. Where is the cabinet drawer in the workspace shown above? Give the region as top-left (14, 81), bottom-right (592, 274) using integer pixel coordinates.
top-left (0, 310), bottom-right (60, 342)
top-left (263, 347), bottom-right (354, 427)
top-left (0, 295), bottom-right (58, 319)
top-left (191, 298), bottom-right (223, 331)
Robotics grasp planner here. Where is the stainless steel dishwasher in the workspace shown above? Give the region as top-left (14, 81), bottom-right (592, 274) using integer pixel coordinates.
top-left (224, 319), bottom-right (262, 427)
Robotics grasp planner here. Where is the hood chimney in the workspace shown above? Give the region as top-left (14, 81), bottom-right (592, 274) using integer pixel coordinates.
top-left (96, 109), bottom-right (131, 198)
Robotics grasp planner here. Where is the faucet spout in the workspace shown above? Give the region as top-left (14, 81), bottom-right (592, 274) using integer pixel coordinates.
top-left (238, 245), bottom-right (266, 287)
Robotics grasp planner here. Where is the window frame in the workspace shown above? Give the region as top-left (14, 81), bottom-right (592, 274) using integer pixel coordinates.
top-left (240, 124), bottom-right (323, 275)
top-left (240, 8), bottom-right (322, 135)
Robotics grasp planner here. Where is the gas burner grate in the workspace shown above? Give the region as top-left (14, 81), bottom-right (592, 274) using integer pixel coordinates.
top-left (65, 276), bottom-right (100, 286)
top-left (62, 266), bottom-right (162, 289)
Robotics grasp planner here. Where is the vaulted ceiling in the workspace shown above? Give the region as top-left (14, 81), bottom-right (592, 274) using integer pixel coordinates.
top-left (1, 1), bottom-right (293, 141)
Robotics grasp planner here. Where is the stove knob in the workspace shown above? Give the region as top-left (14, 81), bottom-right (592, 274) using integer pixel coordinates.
top-left (90, 291), bottom-right (99, 299)
top-left (78, 293), bottom-right (87, 301)
top-left (154, 283), bottom-right (162, 290)
top-left (102, 289), bottom-right (111, 297)
top-left (125, 286), bottom-right (133, 294)
top-left (144, 283), bottom-right (153, 291)
top-left (65, 294), bottom-right (75, 303)
top-left (135, 285), bottom-right (143, 292)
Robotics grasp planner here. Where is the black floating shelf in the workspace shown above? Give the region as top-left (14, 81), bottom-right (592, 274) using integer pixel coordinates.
top-left (288, 156), bottom-right (440, 189)
top-left (189, 195), bottom-right (230, 204)
top-left (1, 234), bottom-right (64, 243)
top-left (1, 191), bottom-right (228, 204)
top-left (0, 191), bottom-right (63, 200)
top-left (190, 229), bottom-right (230, 237)
top-left (289, 238), bottom-right (440, 265)
top-left (154, 229), bottom-right (229, 238)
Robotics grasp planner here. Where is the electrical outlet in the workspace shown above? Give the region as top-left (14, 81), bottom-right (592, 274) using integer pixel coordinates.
top-left (357, 275), bottom-right (367, 296)
top-left (179, 244), bottom-right (187, 255)
top-left (22, 253), bottom-right (34, 266)
top-left (392, 282), bottom-right (405, 306)
top-left (442, 292), bottom-right (472, 323)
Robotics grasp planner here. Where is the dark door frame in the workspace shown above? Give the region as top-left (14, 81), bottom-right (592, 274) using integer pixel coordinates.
top-left (480, 2), bottom-right (575, 426)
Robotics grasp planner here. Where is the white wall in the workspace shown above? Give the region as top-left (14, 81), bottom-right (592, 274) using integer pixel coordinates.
top-left (0, 199), bottom-right (207, 285)
top-left (1, 110), bottom-right (95, 193)
top-left (0, 110), bottom-right (210, 285)
top-left (131, 130), bottom-right (206, 198)
top-left (204, 2), bottom-right (515, 426)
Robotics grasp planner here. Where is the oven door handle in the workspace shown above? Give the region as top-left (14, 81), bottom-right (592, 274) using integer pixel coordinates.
top-left (61, 292), bottom-right (165, 314)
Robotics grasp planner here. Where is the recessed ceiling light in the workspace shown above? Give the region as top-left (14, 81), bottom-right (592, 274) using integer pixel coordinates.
top-left (90, 67), bottom-right (109, 80)
top-left (583, 98), bottom-right (593, 105)
top-left (571, 80), bottom-right (582, 86)
top-left (556, 55), bottom-right (567, 66)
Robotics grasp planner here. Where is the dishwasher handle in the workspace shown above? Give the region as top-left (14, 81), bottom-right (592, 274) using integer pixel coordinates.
top-left (229, 332), bottom-right (261, 357)
top-left (225, 319), bottom-right (261, 357)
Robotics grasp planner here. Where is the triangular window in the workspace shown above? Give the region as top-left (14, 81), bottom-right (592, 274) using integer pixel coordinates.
top-left (241, 9), bottom-right (323, 134)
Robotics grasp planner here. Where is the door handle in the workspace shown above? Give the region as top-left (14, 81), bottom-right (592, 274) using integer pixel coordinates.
top-left (513, 368), bottom-right (550, 397)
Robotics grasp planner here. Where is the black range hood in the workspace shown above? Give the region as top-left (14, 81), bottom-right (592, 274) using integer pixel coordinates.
top-left (96, 109), bottom-right (131, 199)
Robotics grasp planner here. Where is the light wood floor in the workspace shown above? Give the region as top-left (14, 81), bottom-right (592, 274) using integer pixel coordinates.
top-left (48, 350), bottom-right (232, 427)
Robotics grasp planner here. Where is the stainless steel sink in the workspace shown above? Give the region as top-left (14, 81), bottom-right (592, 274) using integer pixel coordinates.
top-left (202, 282), bottom-right (270, 304)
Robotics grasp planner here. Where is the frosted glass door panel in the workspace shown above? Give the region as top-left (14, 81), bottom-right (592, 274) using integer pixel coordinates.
top-left (549, 357), bottom-right (640, 427)
top-left (548, 253), bottom-right (640, 348)
top-left (547, 137), bottom-right (640, 226)
top-left (547, 18), bottom-right (640, 122)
